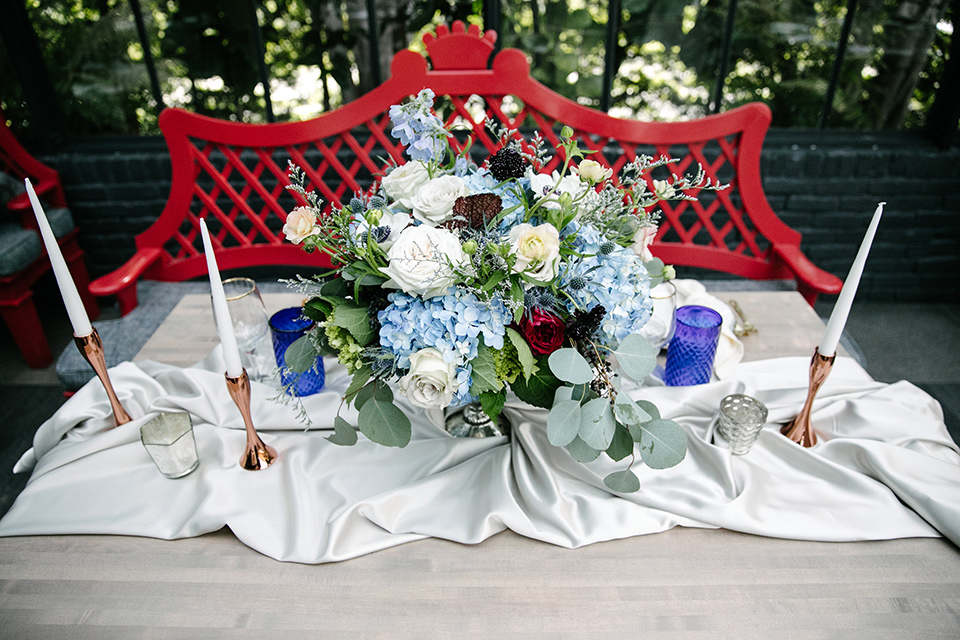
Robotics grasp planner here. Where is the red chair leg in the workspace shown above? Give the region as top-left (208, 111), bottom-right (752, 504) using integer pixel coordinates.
top-left (117, 283), bottom-right (139, 317)
top-left (61, 239), bottom-right (101, 321)
top-left (0, 291), bottom-right (54, 368)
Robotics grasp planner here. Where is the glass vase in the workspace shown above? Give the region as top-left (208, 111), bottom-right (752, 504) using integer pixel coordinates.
top-left (444, 401), bottom-right (511, 438)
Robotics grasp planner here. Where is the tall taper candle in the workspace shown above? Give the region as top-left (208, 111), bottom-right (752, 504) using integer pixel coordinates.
top-left (199, 218), bottom-right (244, 377)
top-left (25, 179), bottom-right (93, 336)
top-left (819, 202), bottom-right (885, 357)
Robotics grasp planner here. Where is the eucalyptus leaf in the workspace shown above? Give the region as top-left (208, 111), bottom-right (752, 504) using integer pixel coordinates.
top-left (605, 422), bottom-right (634, 462)
top-left (637, 400), bottom-right (661, 421)
top-left (547, 399), bottom-right (582, 447)
top-left (506, 327), bottom-right (536, 381)
top-left (579, 398), bottom-right (616, 451)
top-left (554, 385), bottom-right (574, 404)
top-left (357, 399), bottom-right (411, 448)
top-left (343, 367), bottom-right (372, 406)
top-left (326, 416), bottom-right (358, 446)
top-left (548, 348), bottom-right (595, 385)
top-left (353, 380), bottom-right (377, 410)
top-left (284, 336), bottom-right (320, 374)
top-left (638, 419), bottom-right (688, 469)
top-left (570, 383), bottom-right (597, 404)
top-left (604, 469), bottom-right (641, 493)
top-left (614, 333), bottom-right (658, 381)
top-left (565, 435), bottom-right (602, 463)
top-left (614, 394), bottom-right (653, 426)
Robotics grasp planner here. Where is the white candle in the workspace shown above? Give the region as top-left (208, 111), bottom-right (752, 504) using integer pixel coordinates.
top-left (199, 218), bottom-right (244, 377)
top-left (819, 202), bottom-right (885, 357)
top-left (25, 179), bottom-right (93, 336)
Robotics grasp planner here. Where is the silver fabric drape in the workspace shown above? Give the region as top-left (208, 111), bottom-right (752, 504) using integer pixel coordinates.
top-left (1, 351), bottom-right (957, 563)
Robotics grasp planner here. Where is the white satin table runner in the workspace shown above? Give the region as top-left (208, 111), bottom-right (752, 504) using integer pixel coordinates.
top-left (1, 351), bottom-right (958, 563)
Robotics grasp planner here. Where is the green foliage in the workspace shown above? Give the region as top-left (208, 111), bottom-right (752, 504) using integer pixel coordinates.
top-left (613, 334), bottom-right (658, 382)
top-left (510, 356), bottom-right (563, 409)
top-left (547, 348), bottom-right (595, 385)
top-left (637, 419), bottom-right (687, 469)
top-left (469, 342), bottom-right (503, 396)
top-left (479, 390), bottom-right (507, 424)
top-left (1, 0), bottom-right (952, 139)
top-left (604, 469), bottom-right (641, 493)
top-left (284, 335), bottom-right (320, 373)
top-left (547, 399), bottom-right (582, 447)
top-left (357, 398), bottom-right (411, 448)
top-left (327, 416), bottom-right (359, 446)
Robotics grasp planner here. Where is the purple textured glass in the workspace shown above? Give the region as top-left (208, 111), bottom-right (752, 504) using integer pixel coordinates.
top-left (663, 305), bottom-right (723, 386)
top-left (269, 307), bottom-right (325, 395)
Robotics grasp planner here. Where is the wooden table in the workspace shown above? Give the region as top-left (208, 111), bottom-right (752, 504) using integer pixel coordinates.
top-left (1, 291), bottom-right (956, 639)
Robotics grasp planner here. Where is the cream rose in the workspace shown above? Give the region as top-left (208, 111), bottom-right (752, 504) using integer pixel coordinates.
top-left (577, 159), bottom-right (612, 184)
top-left (509, 222), bottom-right (561, 283)
top-left (380, 225), bottom-right (468, 298)
top-left (283, 206), bottom-right (318, 244)
top-left (411, 175), bottom-right (465, 225)
top-left (381, 161), bottom-right (430, 209)
top-left (630, 225), bottom-right (657, 262)
top-left (398, 348), bottom-right (458, 409)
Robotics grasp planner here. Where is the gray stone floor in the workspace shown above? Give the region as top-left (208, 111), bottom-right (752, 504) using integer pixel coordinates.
top-left (1, 287), bottom-right (958, 519)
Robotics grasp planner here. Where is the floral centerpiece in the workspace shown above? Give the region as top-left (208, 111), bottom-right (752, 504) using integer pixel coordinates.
top-left (281, 89), bottom-right (722, 492)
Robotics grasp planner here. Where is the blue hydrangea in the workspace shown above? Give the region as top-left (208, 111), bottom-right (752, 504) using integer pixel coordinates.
top-left (560, 223), bottom-right (653, 346)
top-left (378, 291), bottom-right (509, 407)
top-left (378, 291), bottom-right (508, 369)
top-left (389, 89), bottom-right (449, 163)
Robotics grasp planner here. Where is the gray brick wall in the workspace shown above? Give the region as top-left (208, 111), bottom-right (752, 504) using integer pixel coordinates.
top-left (39, 130), bottom-right (960, 303)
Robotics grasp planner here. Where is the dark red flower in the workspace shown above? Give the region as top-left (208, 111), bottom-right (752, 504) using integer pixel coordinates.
top-left (519, 309), bottom-right (566, 356)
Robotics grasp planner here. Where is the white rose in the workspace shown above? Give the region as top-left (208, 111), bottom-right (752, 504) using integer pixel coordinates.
top-left (630, 225), bottom-right (657, 262)
top-left (526, 169), bottom-right (587, 209)
top-left (380, 225), bottom-right (468, 298)
top-left (411, 175), bottom-right (465, 225)
top-left (283, 206), bottom-right (318, 244)
top-left (354, 209), bottom-right (411, 250)
top-left (577, 159), bottom-right (612, 184)
top-left (509, 222), bottom-right (561, 283)
top-left (398, 348), bottom-right (458, 409)
top-left (381, 161), bottom-right (430, 209)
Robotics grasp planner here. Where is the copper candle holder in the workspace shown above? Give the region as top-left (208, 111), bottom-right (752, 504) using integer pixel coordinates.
top-left (781, 347), bottom-right (835, 447)
top-left (225, 369), bottom-right (276, 470)
top-left (75, 328), bottom-right (131, 427)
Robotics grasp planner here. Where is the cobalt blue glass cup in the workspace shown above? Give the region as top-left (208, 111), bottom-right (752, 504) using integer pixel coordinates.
top-left (269, 307), bottom-right (325, 396)
top-left (663, 305), bottom-right (723, 387)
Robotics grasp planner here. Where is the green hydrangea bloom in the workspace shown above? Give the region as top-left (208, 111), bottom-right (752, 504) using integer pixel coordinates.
top-left (323, 321), bottom-right (364, 374)
top-left (493, 340), bottom-right (523, 385)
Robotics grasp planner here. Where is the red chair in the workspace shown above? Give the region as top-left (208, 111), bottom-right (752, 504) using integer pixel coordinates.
top-left (0, 108), bottom-right (99, 367)
top-left (90, 21), bottom-right (840, 314)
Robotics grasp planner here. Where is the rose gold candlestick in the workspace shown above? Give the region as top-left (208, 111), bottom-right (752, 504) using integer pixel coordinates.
top-left (75, 328), bottom-right (131, 427)
top-left (781, 347), bottom-right (835, 447)
top-left (225, 369), bottom-right (276, 470)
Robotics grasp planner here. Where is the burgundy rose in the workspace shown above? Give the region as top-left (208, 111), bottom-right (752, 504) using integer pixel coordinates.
top-left (519, 309), bottom-right (566, 356)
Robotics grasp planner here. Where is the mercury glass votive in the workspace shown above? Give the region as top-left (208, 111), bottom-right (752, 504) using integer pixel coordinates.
top-left (140, 412), bottom-right (199, 478)
top-left (716, 394), bottom-right (769, 455)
